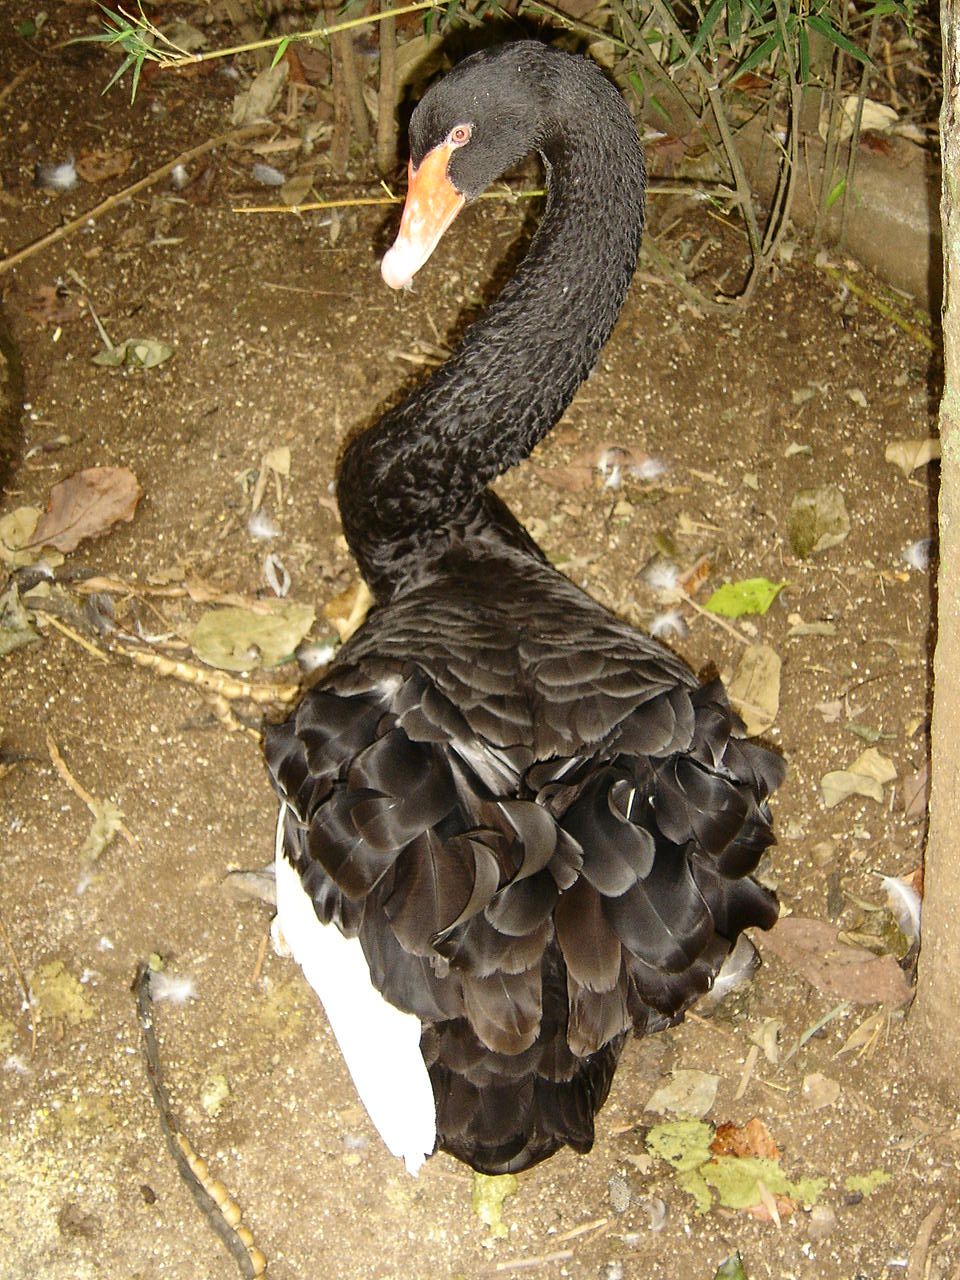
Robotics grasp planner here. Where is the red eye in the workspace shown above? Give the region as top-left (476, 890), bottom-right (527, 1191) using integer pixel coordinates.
top-left (449, 124), bottom-right (471, 145)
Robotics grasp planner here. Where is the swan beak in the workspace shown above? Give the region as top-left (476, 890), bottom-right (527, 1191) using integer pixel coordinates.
top-left (381, 145), bottom-right (466, 290)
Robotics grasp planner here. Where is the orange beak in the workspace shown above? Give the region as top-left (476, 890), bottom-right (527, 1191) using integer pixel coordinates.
top-left (381, 143), bottom-right (466, 290)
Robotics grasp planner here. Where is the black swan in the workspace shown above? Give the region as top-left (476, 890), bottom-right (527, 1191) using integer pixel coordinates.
top-left (265, 41), bottom-right (782, 1176)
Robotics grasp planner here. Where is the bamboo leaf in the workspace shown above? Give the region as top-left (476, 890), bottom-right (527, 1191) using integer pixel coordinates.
top-left (690, 0), bottom-right (726, 58)
top-left (271, 36), bottom-right (291, 68)
top-left (806, 13), bottom-right (873, 65)
top-left (727, 0), bottom-right (743, 43)
top-left (734, 32), bottom-right (781, 77)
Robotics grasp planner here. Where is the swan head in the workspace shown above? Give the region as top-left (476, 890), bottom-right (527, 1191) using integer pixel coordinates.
top-left (381, 43), bottom-right (547, 290)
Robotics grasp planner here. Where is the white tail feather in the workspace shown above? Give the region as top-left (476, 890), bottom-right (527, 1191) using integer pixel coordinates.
top-left (274, 807), bottom-right (436, 1174)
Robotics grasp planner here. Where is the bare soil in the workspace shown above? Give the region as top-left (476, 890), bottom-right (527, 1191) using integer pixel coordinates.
top-left (1, 15), bottom-right (956, 1280)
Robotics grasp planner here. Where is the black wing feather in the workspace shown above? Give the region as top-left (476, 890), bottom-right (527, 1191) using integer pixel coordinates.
top-left (264, 547), bottom-right (782, 1174)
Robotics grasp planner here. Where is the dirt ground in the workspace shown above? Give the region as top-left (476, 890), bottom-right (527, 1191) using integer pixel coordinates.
top-left (1, 13), bottom-right (957, 1280)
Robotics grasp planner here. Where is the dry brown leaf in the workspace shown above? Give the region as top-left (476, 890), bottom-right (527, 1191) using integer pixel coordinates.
top-left (232, 62), bottom-right (288, 126)
top-left (760, 918), bottom-right (913, 1006)
top-left (744, 1185), bottom-right (794, 1224)
top-left (726, 643), bottom-right (781, 737)
top-left (884, 439), bottom-right (940, 477)
top-left (25, 285), bottom-right (81, 327)
top-left (711, 1118), bottom-right (780, 1161)
top-left (32, 467), bottom-right (143, 553)
top-left (835, 1010), bottom-right (887, 1059)
top-left (76, 147), bottom-right (133, 183)
top-left (814, 699), bottom-right (844, 723)
top-left (801, 1072), bottom-right (841, 1109)
top-left (678, 554), bottom-right (711, 596)
top-left (901, 760), bottom-right (929, 821)
top-left (820, 747), bottom-right (897, 808)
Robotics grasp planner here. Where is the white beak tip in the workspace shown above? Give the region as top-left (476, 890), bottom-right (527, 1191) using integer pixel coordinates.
top-left (381, 245), bottom-right (416, 291)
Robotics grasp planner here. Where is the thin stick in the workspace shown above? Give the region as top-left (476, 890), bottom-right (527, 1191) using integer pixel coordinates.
top-left (906, 1204), bottom-right (943, 1280)
top-left (134, 964), bottom-right (267, 1278)
top-left (676, 587), bottom-right (751, 646)
top-left (819, 265), bottom-right (935, 351)
top-left (734, 1042), bottom-right (759, 1101)
top-left (38, 604), bottom-right (299, 703)
top-left (233, 187), bottom-right (547, 216)
top-left (0, 62), bottom-right (37, 109)
top-left (40, 612), bottom-right (110, 662)
top-left (46, 731), bottom-right (140, 851)
top-left (142, 2), bottom-right (440, 69)
top-left (486, 1250), bottom-right (574, 1273)
top-left (553, 1217), bottom-right (608, 1244)
top-left (0, 124), bottom-right (270, 277)
top-left (251, 928), bottom-right (270, 985)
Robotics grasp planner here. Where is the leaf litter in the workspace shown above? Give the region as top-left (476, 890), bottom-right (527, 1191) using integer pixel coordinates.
top-left (645, 1118), bottom-right (827, 1219)
top-left (885, 438), bottom-right (940, 476)
top-left (725, 643), bottom-right (781, 737)
top-left (92, 338), bottom-right (174, 369)
top-left (820, 746), bottom-right (897, 807)
top-left (189, 601), bottom-right (315, 672)
top-left (31, 467), bottom-right (143, 553)
top-left (759, 918), bottom-right (913, 1005)
top-left (704, 578), bottom-right (785, 618)
top-left (787, 485), bottom-right (850, 557)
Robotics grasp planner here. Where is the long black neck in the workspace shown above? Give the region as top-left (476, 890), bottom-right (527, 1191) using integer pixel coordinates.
top-left (337, 56), bottom-right (646, 601)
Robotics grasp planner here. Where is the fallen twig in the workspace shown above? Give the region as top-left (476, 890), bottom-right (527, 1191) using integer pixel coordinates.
top-left (819, 264), bottom-right (936, 351)
top-left (38, 606), bottom-right (299, 705)
top-left (552, 1216), bottom-right (609, 1244)
top-left (0, 124), bottom-right (271, 277)
top-left (46, 731), bottom-right (140, 852)
top-left (134, 964), bottom-right (267, 1278)
top-left (906, 1203), bottom-right (943, 1280)
top-left (40, 613), bottom-right (109, 663)
top-left (251, 928), bottom-right (270, 985)
top-left (676, 587), bottom-right (751, 646)
top-left (734, 1042), bottom-right (760, 1101)
top-left (483, 1249), bottom-right (574, 1273)
top-left (234, 187), bottom-right (546, 216)
top-left (0, 62), bottom-right (37, 109)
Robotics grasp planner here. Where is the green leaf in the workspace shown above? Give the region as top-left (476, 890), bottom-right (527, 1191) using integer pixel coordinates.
top-left (703, 1156), bottom-right (828, 1209)
top-left (806, 13), bottom-right (872, 65)
top-left (103, 50), bottom-right (138, 97)
top-left (733, 32), bottom-right (781, 78)
top-left (704, 577), bottom-right (786, 617)
top-left (714, 1254), bottom-right (749, 1280)
top-left (727, 0), bottom-right (743, 43)
top-left (271, 36), bottom-right (291, 68)
top-left (798, 24), bottom-right (809, 81)
top-left (826, 177), bottom-right (846, 209)
top-left (645, 1120), bottom-right (715, 1172)
top-left (844, 1170), bottom-right (892, 1196)
top-left (690, 0), bottom-right (726, 58)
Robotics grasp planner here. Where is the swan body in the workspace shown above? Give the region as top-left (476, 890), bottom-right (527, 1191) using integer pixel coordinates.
top-left (265, 41), bottom-right (782, 1175)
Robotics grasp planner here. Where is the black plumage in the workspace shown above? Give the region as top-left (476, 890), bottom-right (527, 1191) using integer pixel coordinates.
top-left (265, 41), bottom-right (782, 1174)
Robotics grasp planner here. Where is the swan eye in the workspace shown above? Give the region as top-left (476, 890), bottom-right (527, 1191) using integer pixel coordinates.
top-left (448, 124), bottom-right (472, 146)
